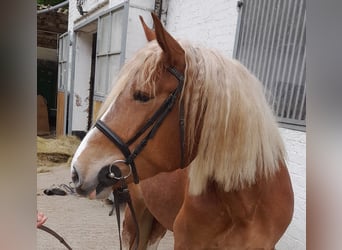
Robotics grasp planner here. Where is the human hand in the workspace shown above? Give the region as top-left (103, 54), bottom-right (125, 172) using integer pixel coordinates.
top-left (37, 211), bottom-right (48, 228)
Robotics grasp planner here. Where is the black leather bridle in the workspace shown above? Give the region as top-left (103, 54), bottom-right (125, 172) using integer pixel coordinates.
top-left (93, 66), bottom-right (185, 250)
top-left (94, 66), bottom-right (185, 187)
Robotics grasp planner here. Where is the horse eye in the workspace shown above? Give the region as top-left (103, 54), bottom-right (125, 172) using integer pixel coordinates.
top-left (133, 91), bottom-right (152, 103)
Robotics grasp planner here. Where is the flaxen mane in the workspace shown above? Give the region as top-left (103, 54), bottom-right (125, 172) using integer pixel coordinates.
top-left (98, 40), bottom-right (286, 196)
top-left (97, 41), bottom-right (164, 119)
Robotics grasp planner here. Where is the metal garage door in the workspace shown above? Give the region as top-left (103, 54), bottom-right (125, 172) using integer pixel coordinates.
top-left (234, 0), bottom-right (306, 131)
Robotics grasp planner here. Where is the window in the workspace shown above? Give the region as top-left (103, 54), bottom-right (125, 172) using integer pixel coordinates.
top-left (58, 33), bottom-right (69, 91)
top-left (94, 6), bottom-right (125, 99)
top-left (234, 0), bottom-right (306, 131)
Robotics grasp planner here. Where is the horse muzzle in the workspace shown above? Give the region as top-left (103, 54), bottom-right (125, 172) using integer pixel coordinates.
top-left (71, 159), bottom-right (132, 198)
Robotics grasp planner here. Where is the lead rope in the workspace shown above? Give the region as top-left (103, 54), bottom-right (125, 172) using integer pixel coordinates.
top-left (110, 178), bottom-right (139, 250)
top-left (38, 225), bottom-right (72, 250)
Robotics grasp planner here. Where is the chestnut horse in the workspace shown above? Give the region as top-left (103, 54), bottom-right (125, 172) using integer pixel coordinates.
top-left (71, 13), bottom-right (294, 249)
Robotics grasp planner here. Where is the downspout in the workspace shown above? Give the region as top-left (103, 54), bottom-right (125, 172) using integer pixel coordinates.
top-left (37, 0), bottom-right (69, 14)
top-left (233, 0), bottom-right (244, 58)
top-left (154, 0), bottom-right (163, 19)
top-left (67, 31), bottom-right (77, 135)
top-left (154, 0), bottom-right (169, 26)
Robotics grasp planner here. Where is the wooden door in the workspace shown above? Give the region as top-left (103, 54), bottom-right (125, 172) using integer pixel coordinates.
top-left (56, 91), bottom-right (65, 136)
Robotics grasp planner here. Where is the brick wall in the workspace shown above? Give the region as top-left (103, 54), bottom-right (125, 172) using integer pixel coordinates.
top-left (37, 9), bottom-right (68, 49)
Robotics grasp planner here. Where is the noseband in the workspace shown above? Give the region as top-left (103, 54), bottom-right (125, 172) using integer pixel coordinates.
top-left (94, 66), bottom-right (185, 186)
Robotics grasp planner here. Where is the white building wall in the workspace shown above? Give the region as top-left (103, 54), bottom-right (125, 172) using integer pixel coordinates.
top-left (166, 0), bottom-right (238, 57)
top-left (69, 0), bottom-right (108, 31)
top-left (166, 1), bottom-right (306, 249)
top-left (109, 0), bottom-right (126, 8)
top-left (125, 1), bottom-right (155, 60)
top-left (277, 128), bottom-right (306, 250)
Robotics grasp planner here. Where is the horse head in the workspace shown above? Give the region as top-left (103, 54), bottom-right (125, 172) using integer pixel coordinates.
top-left (71, 14), bottom-right (188, 198)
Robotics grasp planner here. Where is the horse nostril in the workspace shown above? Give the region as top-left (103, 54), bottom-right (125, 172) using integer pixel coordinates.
top-left (71, 166), bottom-right (82, 188)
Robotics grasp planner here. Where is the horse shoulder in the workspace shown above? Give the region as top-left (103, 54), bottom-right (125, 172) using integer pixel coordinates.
top-left (173, 164), bottom-right (294, 249)
top-left (173, 182), bottom-right (233, 248)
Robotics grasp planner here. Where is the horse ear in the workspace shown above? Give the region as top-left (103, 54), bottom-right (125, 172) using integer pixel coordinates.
top-left (151, 12), bottom-right (185, 70)
top-left (139, 15), bottom-right (156, 41)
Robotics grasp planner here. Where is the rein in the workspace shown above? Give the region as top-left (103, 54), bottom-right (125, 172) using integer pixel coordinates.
top-left (94, 66), bottom-right (185, 250)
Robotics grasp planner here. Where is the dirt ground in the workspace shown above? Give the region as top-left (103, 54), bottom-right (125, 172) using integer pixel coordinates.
top-left (37, 164), bottom-right (174, 250)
